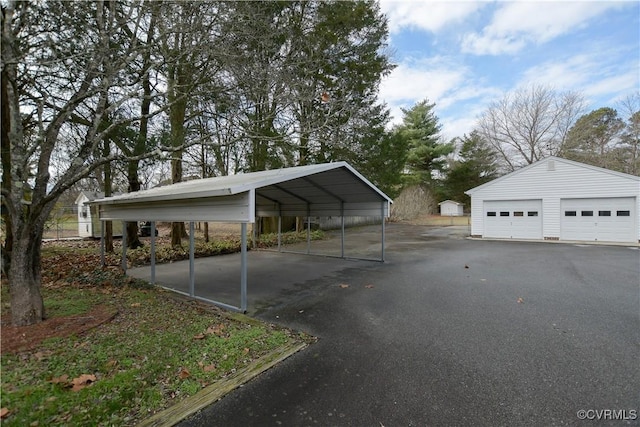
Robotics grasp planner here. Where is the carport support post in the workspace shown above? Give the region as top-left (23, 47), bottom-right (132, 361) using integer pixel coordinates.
top-left (150, 221), bottom-right (156, 285)
top-left (100, 220), bottom-right (105, 266)
top-left (340, 202), bottom-right (345, 258)
top-left (240, 223), bottom-right (248, 312)
top-left (121, 221), bottom-right (127, 272)
top-left (381, 202), bottom-right (386, 262)
top-left (307, 217), bottom-right (311, 254)
top-left (277, 215), bottom-right (282, 252)
top-left (189, 222), bottom-right (195, 297)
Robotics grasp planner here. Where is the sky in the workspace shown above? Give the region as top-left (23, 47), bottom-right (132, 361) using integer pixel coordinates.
top-left (377, 0), bottom-right (640, 141)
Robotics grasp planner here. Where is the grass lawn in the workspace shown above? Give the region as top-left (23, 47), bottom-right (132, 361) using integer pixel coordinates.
top-left (1, 232), bottom-right (320, 426)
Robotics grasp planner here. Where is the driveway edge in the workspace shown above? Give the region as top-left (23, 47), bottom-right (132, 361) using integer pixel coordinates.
top-left (137, 341), bottom-right (308, 427)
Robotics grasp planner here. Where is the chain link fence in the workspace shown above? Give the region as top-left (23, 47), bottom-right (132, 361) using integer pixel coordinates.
top-left (43, 205), bottom-right (80, 240)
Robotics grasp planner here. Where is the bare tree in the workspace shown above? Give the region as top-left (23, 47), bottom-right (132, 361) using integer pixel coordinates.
top-left (477, 84), bottom-right (585, 171)
top-left (617, 93), bottom-right (640, 175)
top-left (1, 1), bottom-right (171, 326)
top-left (1, 0), bottom-right (395, 326)
top-left (156, 1), bottom-right (226, 247)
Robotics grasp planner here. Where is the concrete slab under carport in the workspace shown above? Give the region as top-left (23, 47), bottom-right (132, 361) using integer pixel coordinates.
top-left (127, 223), bottom-right (470, 312)
top-left (127, 249), bottom-right (379, 312)
top-left (93, 162), bottom-right (393, 312)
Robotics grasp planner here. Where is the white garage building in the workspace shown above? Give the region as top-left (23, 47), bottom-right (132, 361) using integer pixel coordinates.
top-left (465, 156), bottom-right (640, 244)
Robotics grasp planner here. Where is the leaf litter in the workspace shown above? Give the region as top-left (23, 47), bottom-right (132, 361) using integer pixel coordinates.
top-left (1, 241), bottom-right (311, 427)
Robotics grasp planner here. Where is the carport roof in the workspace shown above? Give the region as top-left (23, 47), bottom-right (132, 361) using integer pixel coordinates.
top-left (92, 161), bottom-right (392, 222)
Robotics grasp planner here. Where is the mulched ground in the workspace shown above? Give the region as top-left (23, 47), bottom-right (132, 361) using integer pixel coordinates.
top-left (1, 305), bottom-right (118, 355)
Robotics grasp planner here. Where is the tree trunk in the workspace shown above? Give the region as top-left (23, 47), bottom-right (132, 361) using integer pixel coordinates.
top-left (103, 138), bottom-right (114, 252)
top-left (126, 160), bottom-right (143, 249)
top-left (104, 221), bottom-right (113, 252)
top-left (170, 96), bottom-right (187, 247)
top-left (1, 66), bottom-right (13, 277)
top-left (170, 150), bottom-right (186, 247)
top-left (8, 218), bottom-right (46, 326)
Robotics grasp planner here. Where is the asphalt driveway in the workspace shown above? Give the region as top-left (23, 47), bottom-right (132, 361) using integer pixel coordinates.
top-left (132, 223), bottom-right (639, 426)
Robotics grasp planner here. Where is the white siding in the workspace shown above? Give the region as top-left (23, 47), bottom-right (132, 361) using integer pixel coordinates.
top-left (467, 158), bottom-right (640, 242)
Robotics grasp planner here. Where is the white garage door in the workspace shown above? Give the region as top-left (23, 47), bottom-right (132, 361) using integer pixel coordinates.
top-left (561, 198), bottom-right (636, 242)
top-left (484, 200), bottom-right (542, 239)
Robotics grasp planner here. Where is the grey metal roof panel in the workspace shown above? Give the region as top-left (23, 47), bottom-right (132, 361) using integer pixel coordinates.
top-left (92, 162), bottom-right (392, 206)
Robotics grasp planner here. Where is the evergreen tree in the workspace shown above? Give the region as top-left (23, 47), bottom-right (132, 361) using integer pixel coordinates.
top-left (350, 105), bottom-right (408, 198)
top-left (441, 131), bottom-right (499, 208)
top-left (395, 99), bottom-right (454, 184)
top-left (561, 107), bottom-right (624, 171)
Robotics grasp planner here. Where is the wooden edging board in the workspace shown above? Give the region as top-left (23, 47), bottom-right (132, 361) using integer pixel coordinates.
top-left (138, 340), bottom-right (308, 427)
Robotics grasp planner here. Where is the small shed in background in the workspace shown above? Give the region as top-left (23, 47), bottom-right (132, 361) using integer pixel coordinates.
top-left (75, 191), bottom-right (123, 238)
top-left (439, 200), bottom-right (464, 216)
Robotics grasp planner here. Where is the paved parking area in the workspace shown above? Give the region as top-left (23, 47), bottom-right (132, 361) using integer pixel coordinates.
top-left (131, 223), bottom-right (639, 426)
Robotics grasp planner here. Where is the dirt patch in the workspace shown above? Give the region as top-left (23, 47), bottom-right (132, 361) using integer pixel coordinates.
top-left (1, 305), bottom-right (118, 355)
top-left (401, 214), bottom-right (470, 226)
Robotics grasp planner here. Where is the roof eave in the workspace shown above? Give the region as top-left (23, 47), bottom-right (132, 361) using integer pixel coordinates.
top-left (91, 188), bottom-right (235, 205)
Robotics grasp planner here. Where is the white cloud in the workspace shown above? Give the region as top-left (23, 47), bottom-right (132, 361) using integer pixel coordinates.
top-left (441, 114), bottom-right (480, 142)
top-left (518, 51), bottom-right (639, 103)
top-left (462, 32), bottom-right (525, 55)
top-left (519, 54), bottom-right (595, 89)
top-left (582, 73), bottom-right (639, 104)
top-left (462, 2), bottom-right (629, 55)
top-left (380, 59), bottom-right (466, 105)
top-left (379, 57), bottom-right (503, 136)
top-left (380, 0), bottom-right (485, 34)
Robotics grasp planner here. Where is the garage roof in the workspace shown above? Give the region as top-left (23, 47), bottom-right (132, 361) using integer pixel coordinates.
top-left (466, 156), bottom-right (640, 195)
top-left (93, 161), bottom-right (392, 222)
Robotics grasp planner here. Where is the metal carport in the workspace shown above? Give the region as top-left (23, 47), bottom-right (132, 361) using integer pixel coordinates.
top-left (92, 162), bottom-right (392, 312)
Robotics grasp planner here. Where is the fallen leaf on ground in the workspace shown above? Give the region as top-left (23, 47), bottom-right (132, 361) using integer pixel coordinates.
top-left (71, 374), bottom-right (96, 392)
top-left (50, 374), bottom-right (69, 384)
top-left (0, 408), bottom-right (9, 418)
top-left (193, 334), bottom-right (206, 340)
top-left (339, 284), bottom-right (350, 288)
top-left (517, 297), bottom-right (524, 304)
top-left (243, 347), bottom-right (250, 354)
top-left (178, 368), bottom-right (190, 379)
top-left (206, 324), bottom-right (225, 336)
top-left (130, 302), bottom-right (141, 307)
top-left (203, 364), bottom-right (216, 372)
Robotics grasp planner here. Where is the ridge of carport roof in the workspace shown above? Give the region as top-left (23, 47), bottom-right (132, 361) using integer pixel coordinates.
top-left (90, 162), bottom-right (392, 313)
